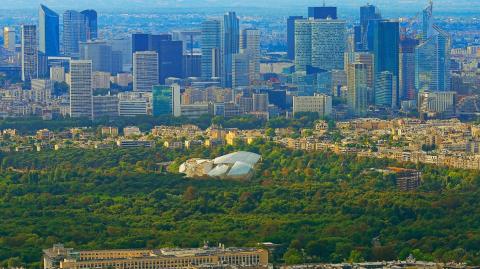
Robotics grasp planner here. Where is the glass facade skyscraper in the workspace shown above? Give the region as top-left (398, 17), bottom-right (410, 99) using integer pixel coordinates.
top-left (221, 12), bottom-right (240, 88)
top-left (81, 10), bottom-right (98, 40)
top-left (287, 16), bottom-right (303, 60)
top-left (372, 20), bottom-right (399, 107)
top-left (415, 27), bottom-right (451, 92)
top-left (39, 5), bottom-right (59, 57)
top-left (201, 20), bottom-right (221, 79)
top-left (63, 10), bottom-right (87, 57)
top-left (21, 25), bottom-right (38, 82)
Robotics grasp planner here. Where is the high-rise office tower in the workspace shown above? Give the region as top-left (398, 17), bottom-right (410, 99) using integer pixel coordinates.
top-left (422, 0), bottom-right (434, 41)
top-left (372, 20), bottom-right (399, 107)
top-left (148, 34), bottom-right (183, 83)
top-left (80, 41), bottom-right (113, 73)
top-left (133, 51), bottom-right (159, 92)
top-left (294, 20), bottom-right (312, 72)
top-left (308, 6), bottom-right (337, 19)
top-left (63, 10), bottom-right (87, 57)
top-left (375, 71), bottom-right (397, 108)
top-left (132, 33), bottom-right (149, 55)
top-left (69, 60), bottom-right (93, 119)
top-left (241, 28), bottom-right (261, 83)
top-left (416, 1), bottom-right (450, 93)
top-left (399, 37), bottom-right (418, 100)
top-left (415, 27), bottom-right (450, 92)
top-left (354, 52), bottom-right (374, 103)
top-left (81, 10), bottom-right (98, 40)
top-left (360, 4), bottom-right (381, 50)
top-left (347, 62), bottom-right (368, 116)
top-left (201, 20), bottom-right (221, 79)
top-left (221, 11), bottom-right (240, 88)
top-left (3, 27), bottom-right (16, 51)
top-left (294, 19), bottom-right (346, 72)
top-left (152, 84), bottom-right (180, 117)
top-left (232, 53), bottom-right (250, 88)
top-left (287, 16), bottom-right (303, 60)
top-left (21, 25), bottom-right (38, 82)
top-left (39, 5), bottom-right (60, 57)
top-left (311, 20), bottom-right (346, 71)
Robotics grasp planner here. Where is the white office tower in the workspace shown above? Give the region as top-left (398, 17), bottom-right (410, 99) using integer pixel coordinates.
top-left (133, 51), bottom-right (159, 92)
top-left (21, 25), bottom-right (38, 82)
top-left (50, 66), bottom-right (65, 82)
top-left (241, 29), bottom-right (261, 83)
top-left (69, 60), bottom-right (93, 119)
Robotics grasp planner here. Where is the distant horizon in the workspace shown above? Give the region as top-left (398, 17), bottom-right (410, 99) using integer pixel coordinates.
top-left (0, 0), bottom-right (478, 14)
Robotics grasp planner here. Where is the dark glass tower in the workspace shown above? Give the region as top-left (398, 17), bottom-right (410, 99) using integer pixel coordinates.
top-left (308, 6), bottom-right (337, 19)
top-left (373, 20), bottom-right (399, 107)
top-left (39, 5), bottom-right (59, 57)
top-left (132, 33), bottom-right (183, 83)
top-left (81, 9), bottom-right (98, 40)
top-left (287, 16), bottom-right (303, 60)
top-left (221, 11), bottom-right (240, 88)
top-left (360, 4), bottom-right (381, 50)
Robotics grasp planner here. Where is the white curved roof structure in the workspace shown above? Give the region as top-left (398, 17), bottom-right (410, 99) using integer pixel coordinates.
top-left (213, 151), bottom-right (261, 165)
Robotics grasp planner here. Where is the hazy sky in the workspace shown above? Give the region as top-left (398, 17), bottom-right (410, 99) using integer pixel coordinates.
top-left (0, 0), bottom-right (477, 14)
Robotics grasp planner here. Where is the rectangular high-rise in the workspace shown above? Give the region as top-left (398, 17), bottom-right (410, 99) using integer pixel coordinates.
top-left (400, 37), bottom-right (418, 100)
top-left (148, 34), bottom-right (183, 83)
top-left (347, 62), bottom-right (368, 116)
top-left (294, 19), bottom-right (346, 72)
top-left (241, 28), bottom-right (261, 83)
top-left (133, 51), bottom-right (159, 92)
top-left (201, 20), bottom-right (221, 79)
top-left (21, 25), bottom-right (38, 82)
top-left (69, 60), bottom-right (93, 119)
top-left (39, 5), bottom-right (60, 57)
top-left (372, 20), bottom-right (399, 107)
top-left (63, 10), bottom-right (87, 57)
top-left (81, 10), bottom-right (98, 40)
top-left (287, 16), bottom-right (303, 60)
top-left (221, 11), bottom-right (240, 88)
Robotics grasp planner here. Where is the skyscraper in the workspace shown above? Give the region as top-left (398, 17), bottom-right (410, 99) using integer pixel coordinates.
top-left (39, 5), bottom-right (60, 57)
top-left (21, 25), bottom-right (38, 82)
top-left (294, 19), bottom-right (346, 72)
top-left (148, 34), bottom-right (183, 83)
top-left (422, 0), bottom-right (434, 41)
top-left (360, 4), bottom-right (381, 51)
top-left (81, 10), bottom-right (98, 40)
top-left (232, 53), bottom-right (249, 88)
top-left (400, 37), bottom-right (418, 100)
top-left (241, 28), bottom-right (261, 83)
top-left (221, 12), bottom-right (240, 88)
top-left (375, 71), bottom-right (397, 108)
top-left (415, 26), bottom-right (451, 92)
top-left (308, 6), bottom-right (337, 19)
top-left (287, 16), bottom-right (303, 60)
top-left (133, 51), bottom-right (159, 92)
top-left (201, 20), bottom-right (221, 79)
top-left (63, 10), bottom-right (87, 57)
top-left (80, 41), bottom-right (113, 73)
top-left (416, 2), bottom-right (451, 93)
top-left (132, 33), bottom-right (149, 55)
top-left (3, 27), bottom-right (16, 51)
top-left (347, 62), bottom-right (368, 116)
top-left (372, 20), bottom-right (399, 107)
top-left (152, 84), bottom-right (180, 117)
top-left (69, 60), bottom-right (93, 119)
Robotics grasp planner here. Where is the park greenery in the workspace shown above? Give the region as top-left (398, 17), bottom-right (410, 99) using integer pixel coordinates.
top-left (1, 139), bottom-right (480, 268)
